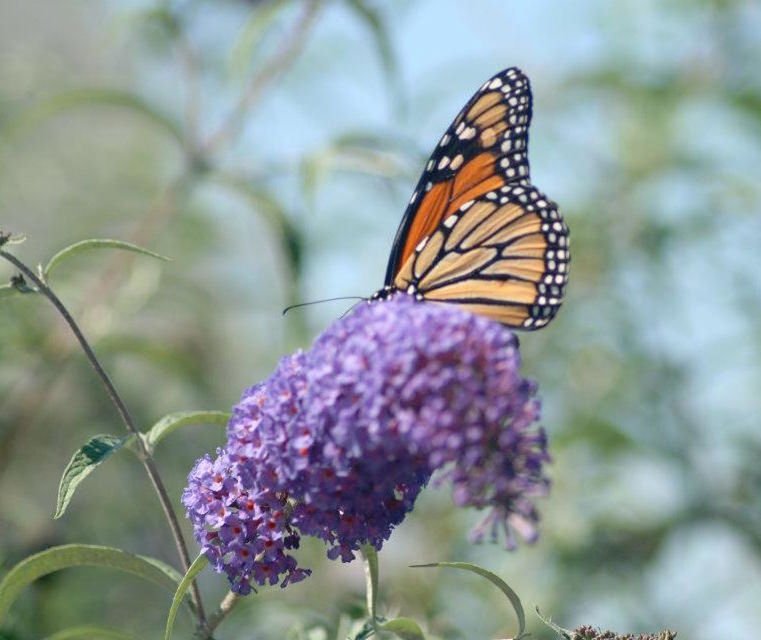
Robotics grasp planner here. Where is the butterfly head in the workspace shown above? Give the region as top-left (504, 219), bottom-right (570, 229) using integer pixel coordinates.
top-left (370, 284), bottom-right (424, 304)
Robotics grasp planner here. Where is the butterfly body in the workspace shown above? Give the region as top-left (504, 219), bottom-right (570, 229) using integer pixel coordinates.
top-left (379, 67), bottom-right (569, 330)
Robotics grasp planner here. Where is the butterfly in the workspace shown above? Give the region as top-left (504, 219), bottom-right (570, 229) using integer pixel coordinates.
top-left (375, 67), bottom-right (569, 330)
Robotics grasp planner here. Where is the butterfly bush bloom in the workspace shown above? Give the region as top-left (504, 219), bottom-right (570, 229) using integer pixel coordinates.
top-left (182, 294), bottom-right (549, 593)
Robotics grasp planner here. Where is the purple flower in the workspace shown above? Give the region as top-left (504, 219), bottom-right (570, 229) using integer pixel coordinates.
top-left (182, 294), bottom-right (550, 593)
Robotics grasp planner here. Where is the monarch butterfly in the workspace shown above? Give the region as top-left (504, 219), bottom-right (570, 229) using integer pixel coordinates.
top-left (375, 67), bottom-right (569, 330)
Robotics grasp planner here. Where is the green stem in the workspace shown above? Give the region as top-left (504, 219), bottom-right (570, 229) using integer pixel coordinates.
top-left (195, 591), bottom-right (240, 640)
top-left (0, 248), bottom-right (206, 626)
top-left (360, 544), bottom-right (380, 632)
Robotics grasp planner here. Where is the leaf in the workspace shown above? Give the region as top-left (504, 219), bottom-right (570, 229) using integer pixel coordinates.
top-left (164, 554), bottom-right (208, 640)
top-left (44, 625), bottom-right (141, 640)
top-left (0, 88), bottom-right (184, 148)
top-left (54, 434), bottom-right (127, 519)
top-left (535, 607), bottom-right (572, 639)
top-left (343, 0), bottom-right (401, 108)
top-left (378, 617), bottom-right (427, 640)
top-left (212, 175), bottom-right (304, 278)
top-left (0, 283), bottom-right (21, 301)
top-left (143, 410), bottom-right (229, 452)
top-left (411, 562), bottom-right (526, 639)
top-left (44, 239), bottom-right (170, 280)
top-left (0, 544), bottom-right (184, 623)
top-left (360, 544), bottom-right (379, 621)
top-left (230, 0), bottom-right (294, 77)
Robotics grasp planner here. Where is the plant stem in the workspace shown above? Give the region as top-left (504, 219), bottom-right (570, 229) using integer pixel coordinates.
top-left (196, 591), bottom-right (240, 639)
top-left (360, 544), bottom-right (379, 633)
top-left (0, 248), bottom-right (207, 626)
top-left (201, 0), bottom-right (321, 154)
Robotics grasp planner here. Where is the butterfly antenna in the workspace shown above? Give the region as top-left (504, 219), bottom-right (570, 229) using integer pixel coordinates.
top-left (339, 299), bottom-right (364, 319)
top-left (282, 296), bottom-right (366, 316)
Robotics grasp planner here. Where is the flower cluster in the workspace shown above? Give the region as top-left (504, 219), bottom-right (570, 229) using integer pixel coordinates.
top-left (183, 294), bottom-right (549, 593)
top-left (569, 627), bottom-right (677, 640)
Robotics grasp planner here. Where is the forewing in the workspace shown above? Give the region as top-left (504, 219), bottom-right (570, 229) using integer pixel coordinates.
top-left (394, 184), bottom-right (569, 329)
top-left (384, 67), bottom-right (533, 285)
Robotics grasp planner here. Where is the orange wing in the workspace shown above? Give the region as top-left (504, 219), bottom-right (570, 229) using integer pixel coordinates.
top-left (384, 67), bottom-right (533, 285)
top-left (393, 185), bottom-right (569, 330)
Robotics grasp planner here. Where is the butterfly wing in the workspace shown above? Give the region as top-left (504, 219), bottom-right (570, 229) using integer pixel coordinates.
top-left (393, 184), bottom-right (569, 329)
top-left (384, 67), bottom-right (533, 286)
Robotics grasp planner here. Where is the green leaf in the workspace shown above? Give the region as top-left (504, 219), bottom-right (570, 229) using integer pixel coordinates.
top-left (0, 283), bottom-right (20, 301)
top-left (0, 544), bottom-right (184, 623)
top-left (230, 0), bottom-right (293, 77)
top-left (378, 617), bottom-right (427, 640)
top-left (44, 625), bottom-right (141, 640)
top-left (360, 544), bottom-right (379, 621)
top-left (142, 410), bottom-right (229, 452)
top-left (211, 174), bottom-right (304, 281)
top-left (343, 0), bottom-right (401, 107)
top-left (535, 607), bottom-right (572, 639)
top-left (1, 88), bottom-right (184, 148)
top-left (54, 434), bottom-right (127, 519)
top-left (164, 554), bottom-right (208, 640)
top-left (44, 239), bottom-right (170, 280)
top-left (411, 561), bottom-right (526, 639)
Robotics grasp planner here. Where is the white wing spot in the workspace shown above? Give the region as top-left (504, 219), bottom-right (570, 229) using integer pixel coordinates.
top-left (438, 156), bottom-right (451, 170)
top-left (443, 214), bottom-right (458, 228)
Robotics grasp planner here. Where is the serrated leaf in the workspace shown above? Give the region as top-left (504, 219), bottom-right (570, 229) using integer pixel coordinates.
top-left (54, 434), bottom-right (127, 519)
top-left (378, 617), bottom-right (426, 640)
top-left (143, 410), bottom-right (229, 451)
top-left (44, 239), bottom-right (170, 280)
top-left (43, 625), bottom-right (141, 640)
top-left (0, 544), bottom-right (184, 622)
top-left (1, 88), bottom-right (184, 147)
top-left (411, 562), bottom-right (526, 639)
top-left (164, 554), bottom-right (208, 640)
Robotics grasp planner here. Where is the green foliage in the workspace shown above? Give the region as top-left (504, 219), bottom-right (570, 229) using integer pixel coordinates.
top-left (54, 411), bottom-right (228, 519)
top-left (1, 0), bottom-right (759, 638)
top-left (164, 554), bottom-right (208, 640)
top-left (44, 239), bottom-right (171, 281)
top-left (412, 562), bottom-right (525, 640)
top-left (43, 626), bottom-right (141, 640)
top-left (0, 545), bottom-right (184, 623)
top-left (141, 410), bottom-right (230, 452)
top-left (54, 434), bottom-right (127, 519)
top-left (0, 89), bottom-right (185, 148)
top-left (376, 617), bottom-right (427, 640)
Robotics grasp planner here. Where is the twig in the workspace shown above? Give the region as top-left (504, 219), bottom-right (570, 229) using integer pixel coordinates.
top-left (196, 591), bottom-right (240, 639)
top-left (202, 0), bottom-right (321, 154)
top-left (0, 248), bottom-right (207, 627)
top-left (0, 177), bottom-right (187, 478)
top-left (177, 31), bottom-right (202, 155)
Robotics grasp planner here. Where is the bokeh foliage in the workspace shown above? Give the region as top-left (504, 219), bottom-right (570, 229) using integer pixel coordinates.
top-left (1, 0), bottom-right (760, 638)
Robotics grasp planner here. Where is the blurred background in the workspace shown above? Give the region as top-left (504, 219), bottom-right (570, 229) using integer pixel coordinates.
top-left (1, 0), bottom-right (760, 638)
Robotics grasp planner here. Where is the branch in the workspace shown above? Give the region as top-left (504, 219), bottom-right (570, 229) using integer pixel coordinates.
top-left (202, 0), bottom-right (321, 154)
top-left (196, 591), bottom-right (240, 639)
top-left (0, 247), bottom-right (207, 627)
